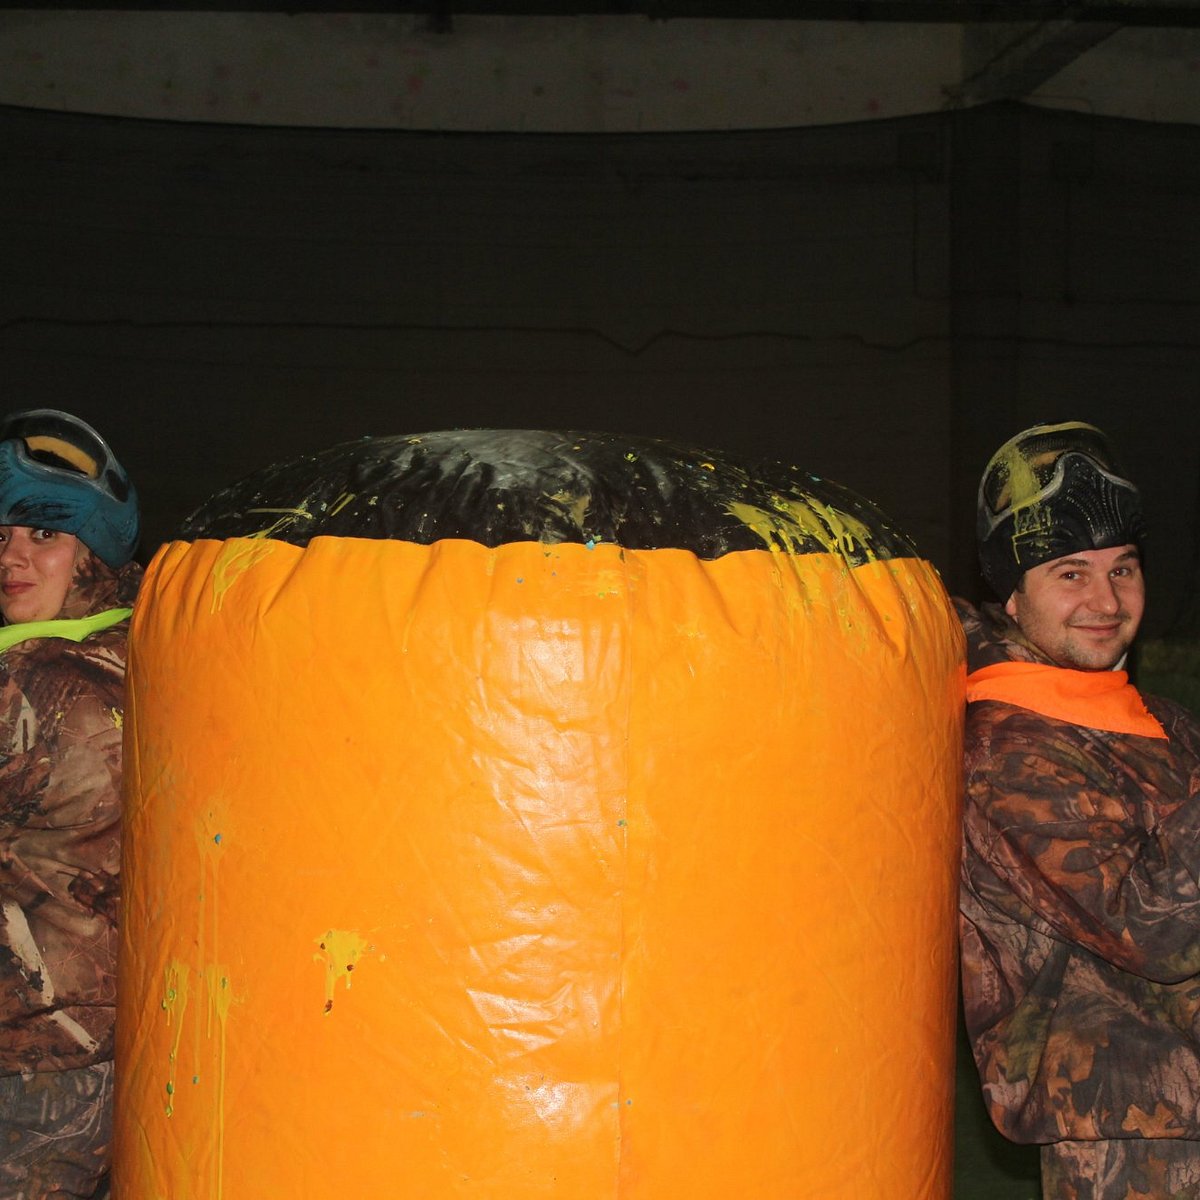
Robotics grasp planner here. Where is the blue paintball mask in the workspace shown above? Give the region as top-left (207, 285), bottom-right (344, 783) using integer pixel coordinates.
top-left (0, 409), bottom-right (140, 567)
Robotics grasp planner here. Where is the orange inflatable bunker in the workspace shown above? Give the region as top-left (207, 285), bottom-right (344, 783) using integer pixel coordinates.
top-left (115, 430), bottom-right (964, 1199)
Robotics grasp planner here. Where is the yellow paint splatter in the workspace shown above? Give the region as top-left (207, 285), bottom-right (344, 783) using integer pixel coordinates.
top-left (985, 421), bottom-right (1099, 561)
top-left (203, 963), bottom-right (234, 1200)
top-left (595, 568), bottom-right (623, 599)
top-left (204, 964), bottom-right (234, 1024)
top-left (729, 495), bottom-right (877, 562)
top-left (161, 961), bottom-right (190, 1117)
top-left (315, 929), bottom-right (371, 1015)
top-left (1013, 499), bottom-right (1054, 545)
top-left (991, 439), bottom-right (1056, 553)
top-left (548, 490), bottom-right (590, 530)
top-left (181, 805), bottom-right (233, 1199)
top-left (244, 504), bottom-right (314, 538)
top-left (798, 495), bottom-right (878, 561)
top-left (210, 540), bottom-right (276, 613)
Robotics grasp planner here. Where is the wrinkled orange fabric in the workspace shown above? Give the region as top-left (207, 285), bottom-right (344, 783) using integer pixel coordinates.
top-left (116, 536), bottom-right (964, 1200)
top-left (966, 661), bottom-right (1167, 740)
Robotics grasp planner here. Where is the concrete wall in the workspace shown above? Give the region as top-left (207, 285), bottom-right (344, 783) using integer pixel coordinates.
top-left (0, 12), bottom-right (964, 130)
top-left (2, 12), bottom-right (1200, 132)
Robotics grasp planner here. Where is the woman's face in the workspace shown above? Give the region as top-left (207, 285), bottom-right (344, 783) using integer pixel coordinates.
top-left (0, 526), bottom-right (84, 624)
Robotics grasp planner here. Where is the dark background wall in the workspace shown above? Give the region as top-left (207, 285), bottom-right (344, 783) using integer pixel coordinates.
top-left (3, 99), bottom-right (1198, 631)
top-left (4, 88), bottom-right (1198, 1199)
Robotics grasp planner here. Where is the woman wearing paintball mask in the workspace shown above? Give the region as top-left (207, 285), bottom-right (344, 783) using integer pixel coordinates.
top-left (0, 410), bottom-right (141, 1200)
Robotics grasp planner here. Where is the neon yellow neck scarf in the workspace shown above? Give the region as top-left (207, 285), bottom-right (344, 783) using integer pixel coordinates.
top-left (0, 607), bottom-right (132, 654)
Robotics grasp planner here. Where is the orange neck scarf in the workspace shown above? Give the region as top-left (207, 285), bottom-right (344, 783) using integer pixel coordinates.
top-left (965, 661), bottom-right (1167, 740)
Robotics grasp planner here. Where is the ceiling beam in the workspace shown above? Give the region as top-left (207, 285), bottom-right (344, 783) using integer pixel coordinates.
top-left (946, 18), bottom-right (1121, 106)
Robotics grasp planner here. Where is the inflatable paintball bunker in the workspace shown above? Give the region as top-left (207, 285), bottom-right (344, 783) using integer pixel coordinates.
top-left (115, 430), bottom-right (964, 1199)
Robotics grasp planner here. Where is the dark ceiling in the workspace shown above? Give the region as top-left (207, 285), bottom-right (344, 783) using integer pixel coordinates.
top-left (3, 1), bottom-right (1200, 25)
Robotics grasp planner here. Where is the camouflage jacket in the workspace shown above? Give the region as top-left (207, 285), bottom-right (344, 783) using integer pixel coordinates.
top-left (958, 599), bottom-right (1200, 1145)
top-left (0, 558), bottom-right (141, 1075)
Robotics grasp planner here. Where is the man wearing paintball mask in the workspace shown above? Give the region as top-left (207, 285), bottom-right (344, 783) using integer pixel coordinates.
top-left (959, 420), bottom-right (1200, 1200)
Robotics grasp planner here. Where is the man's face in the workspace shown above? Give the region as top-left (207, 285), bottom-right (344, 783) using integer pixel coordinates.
top-left (1005, 543), bottom-right (1145, 671)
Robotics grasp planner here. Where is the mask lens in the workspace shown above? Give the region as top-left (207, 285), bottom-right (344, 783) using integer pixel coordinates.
top-left (982, 423), bottom-right (1118, 517)
top-left (0, 411), bottom-right (112, 485)
top-left (24, 436), bottom-right (101, 479)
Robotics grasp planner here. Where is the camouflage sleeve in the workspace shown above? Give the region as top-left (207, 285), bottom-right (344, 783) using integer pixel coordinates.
top-left (0, 663), bottom-right (123, 1071)
top-left (964, 705), bottom-right (1200, 984)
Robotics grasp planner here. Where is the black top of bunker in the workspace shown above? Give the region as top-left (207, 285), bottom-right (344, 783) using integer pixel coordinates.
top-left (181, 429), bottom-right (916, 564)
